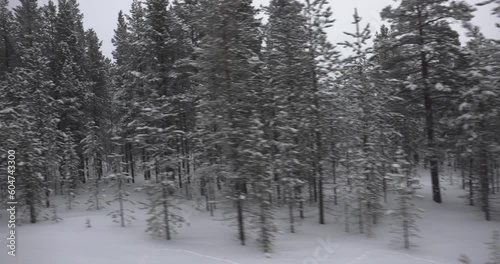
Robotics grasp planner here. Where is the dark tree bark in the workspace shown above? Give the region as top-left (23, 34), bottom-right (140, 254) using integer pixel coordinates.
top-left (237, 196), bottom-right (245, 245)
top-left (162, 182), bottom-right (171, 240)
top-left (469, 158), bottom-right (474, 206)
top-left (479, 147), bottom-right (490, 221)
top-left (142, 148), bottom-right (151, 180)
top-left (126, 143), bottom-right (135, 183)
top-left (417, 6), bottom-right (441, 203)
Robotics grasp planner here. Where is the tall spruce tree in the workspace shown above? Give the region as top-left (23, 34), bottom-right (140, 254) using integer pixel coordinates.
top-left (0, 0), bottom-right (15, 76)
top-left (389, 146), bottom-right (422, 249)
top-left (303, 0), bottom-right (339, 225)
top-left (339, 8), bottom-right (389, 236)
top-left (195, 0), bottom-right (277, 252)
top-left (455, 24), bottom-right (500, 221)
top-left (264, 0), bottom-right (313, 216)
top-left (5, 0), bottom-right (61, 223)
top-left (82, 121), bottom-right (104, 210)
top-left (381, 0), bottom-right (475, 203)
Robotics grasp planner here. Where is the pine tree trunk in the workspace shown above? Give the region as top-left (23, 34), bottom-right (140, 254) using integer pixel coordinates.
top-left (237, 196), bottom-right (245, 245)
top-left (142, 148), bottom-right (150, 181)
top-left (315, 136), bottom-right (324, 224)
top-left (479, 146), bottom-right (490, 221)
top-left (3, 35), bottom-right (11, 69)
top-left (417, 6), bottom-right (441, 204)
top-left (313, 176), bottom-right (318, 203)
top-left (332, 158), bottom-right (338, 205)
top-left (95, 177), bottom-right (100, 210)
top-left (97, 152), bottom-right (103, 181)
top-left (489, 157), bottom-right (495, 195)
top-left (298, 186), bottom-right (304, 219)
top-left (289, 188), bottom-right (295, 233)
top-left (123, 145), bottom-right (129, 183)
top-left (358, 192), bottom-right (363, 234)
top-left (496, 161), bottom-right (500, 192)
top-left (461, 160), bottom-right (466, 190)
top-left (308, 179), bottom-right (314, 204)
top-left (402, 196), bottom-right (410, 249)
top-left (118, 164), bottom-right (125, 227)
top-left (318, 174), bottom-right (324, 224)
top-left (127, 143), bottom-right (135, 183)
top-left (209, 178), bottom-right (215, 216)
top-left (259, 191), bottom-right (273, 253)
top-left (45, 167), bottom-right (51, 208)
top-left (27, 180), bottom-right (37, 223)
top-left (79, 153), bottom-right (86, 185)
top-left (344, 203), bottom-right (350, 233)
top-left (469, 158), bottom-right (474, 206)
top-left (177, 139), bottom-right (183, 188)
top-left (162, 183), bottom-right (171, 240)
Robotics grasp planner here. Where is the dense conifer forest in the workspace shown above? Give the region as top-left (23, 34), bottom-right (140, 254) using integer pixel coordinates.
top-left (0, 0), bottom-right (500, 262)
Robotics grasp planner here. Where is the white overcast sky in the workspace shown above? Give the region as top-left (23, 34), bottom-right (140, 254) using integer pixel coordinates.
top-left (9, 0), bottom-right (500, 59)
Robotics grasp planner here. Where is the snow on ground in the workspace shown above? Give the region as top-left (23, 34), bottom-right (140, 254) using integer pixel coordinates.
top-left (0, 167), bottom-right (498, 264)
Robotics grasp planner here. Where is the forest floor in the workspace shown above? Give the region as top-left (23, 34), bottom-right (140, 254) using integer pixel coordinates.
top-left (0, 167), bottom-right (498, 264)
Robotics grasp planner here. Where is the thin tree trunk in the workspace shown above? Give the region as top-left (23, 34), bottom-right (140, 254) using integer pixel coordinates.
top-left (461, 158), bottom-right (466, 190)
top-left (332, 157), bottom-right (338, 205)
top-left (417, 6), bottom-right (441, 203)
top-left (237, 196), bottom-right (245, 245)
top-left (127, 143), bottom-right (135, 183)
top-left (289, 188), bottom-right (295, 233)
top-left (142, 148), bottom-right (150, 181)
top-left (495, 160), bottom-right (499, 192)
top-left (479, 146), bottom-right (490, 221)
top-left (344, 203), bottom-right (349, 233)
top-left (209, 178), bottom-right (215, 216)
top-left (117, 155), bottom-right (125, 227)
top-left (162, 182), bottom-right (171, 240)
top-left (358, 191), bottom-right (363, 234)
top-left (318, 173), bottom-right (324, 224)
top-left (3, 35), bottom-right (11, 70)
top-left (469, 158), bottom-right (474, 206)
top-left (45, 167), bottom-right (51, 208)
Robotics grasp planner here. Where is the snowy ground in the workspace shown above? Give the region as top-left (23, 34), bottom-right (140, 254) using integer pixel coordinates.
top-left (0, 168), bottom-right (498, 264)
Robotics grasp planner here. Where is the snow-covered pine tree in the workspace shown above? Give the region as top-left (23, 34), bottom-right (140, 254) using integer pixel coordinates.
top-left (126, 0), bottom-right (194, 191)
top-left (263, 0), bottom-right (313, 223)
top-left (82, 121), bottom-right (104, 210)
top-left (389, 146), bottom-right (422, 249)
top-left (61, 130), bottom-right (80, 210)
top-left (337, 8), bottom-right (388, 237)
top-left (340, 9), bottom-right (374, 235)
top-left (52, 1), bottom-right (95, 191)
top-left (380, 0), bottom-right (476, 204)
top-left (243, 118), bottom-right (277, 254)
top-left (142, 171), bottom-right (185, 240)
top-left (281, 177), bottom-right (304, 233)
top-left (83, 28), bottom-right (109, 128)
top-left (194, 0), bottom-right (276, 252)
top-left (303, 0), bottom-right (339, 225)
top-left (371, 24), bottom-right (423, 207)
top-left (456, 23), bottom-right (500, 221)
top-left (0, 0), bottom-right (15, 75)
top-left (337, 147), bottom-right (370, 234)
top-left (83, 27), bottom-right (111, 177)
top-left (110, 8), bottom-right (147, 187)
top-left (53, 0), bottom-right (88, 133)
top-left (106, 152), bottom-right (136, 227)
top-left (110, 9), bottom-right (139, 148)
top-left (7, 0), bottom-right (59, 223)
